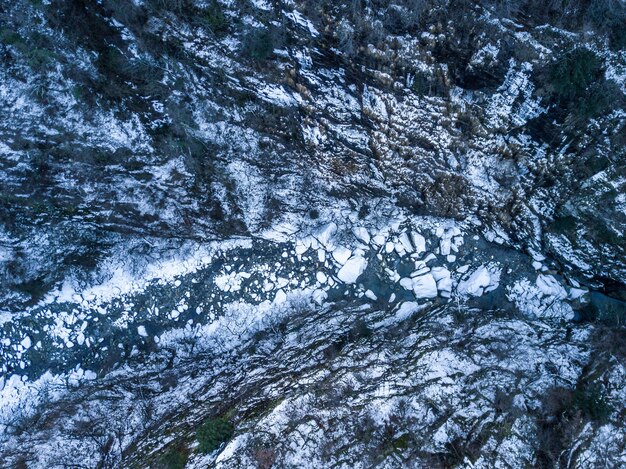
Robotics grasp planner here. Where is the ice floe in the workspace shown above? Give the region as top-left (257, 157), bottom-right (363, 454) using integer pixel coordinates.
top-left (337, 256), bottom-right (368, 284)
top-left (456, 265), bottom-right (501, 297)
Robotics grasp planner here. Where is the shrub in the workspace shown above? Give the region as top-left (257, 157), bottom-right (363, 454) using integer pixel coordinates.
top-left (550, 214), bottom-right (577, 237)
top-left (243, 28), bottom-right (274, 60)
top-left (549, 48), bottom-right (602, 99)
top-left (157, 446), bottom-right (188, 469)
top-left (201, 2), bottom-right (229, 35)
top-left (196, 417), bottom-right (234, 453)
top-left (0, 29), bottom-right (23, 46)
top-left (382, 1), bottom-right (426, 34)
top-left (148, 0), bottom-right (193, 13)
top-left (544, 48), bottom-right (624, 121)
top-left (584, 0), bottom-right (626, 50)
top-left (573, 385), bottom-right (612, 423)
top-left (27, 48), bottom-right (55, 71)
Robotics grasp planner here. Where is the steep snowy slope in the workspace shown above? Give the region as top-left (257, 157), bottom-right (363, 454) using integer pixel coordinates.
top-left (0, 0), bottom-right (624, 467)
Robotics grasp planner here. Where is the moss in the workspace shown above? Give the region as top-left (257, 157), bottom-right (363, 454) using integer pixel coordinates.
top-left (71, 84), bottom-right (91, 103)
top-left (196, 417), bottom-right (234, 454)
top-left (121, 159), bottom-right (143, 172)
top-left (608, 24), bottom-right (626, 50)
top-left (411, 72), bottom-right (431, 96)
top-left (412, 70), bottom-right (447, 97)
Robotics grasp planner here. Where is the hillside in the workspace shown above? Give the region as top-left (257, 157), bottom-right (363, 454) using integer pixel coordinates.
top-left (0, 1), bottom-right (624, 467)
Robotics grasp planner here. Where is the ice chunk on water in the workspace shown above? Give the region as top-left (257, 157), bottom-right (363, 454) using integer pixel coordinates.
top-left (353, 226), bottom-right (370, 244)
top-left (411, 274), bottom-right (438, 299)
top-left (337, 256), bottom-right (368, 284)
top-left (274, 289), bottom-right (287, 304)
top-left (431, 267), bottom-right (452, 293)
top-left (364, 290), bottom-right (377, 300)
top-left (568, 287), bottom-right (587, 300)
top-left (332, 246), bottom-right (352, 265)
top-left (536, 275), bottom-right (567, 299)
top-left (317, 249), bottom-right (326, 263)
top-left (440, 239), bottom-right (451, 256)
top-left (295, 238), bottom-right (310, 255)
top-left (457, 265), bottom-right (499, 297)
top-left (20, 336), bottom-right (31, 350)
top-left (411, 232), bottom-right (426, 254)
top-left (398, 232), bottom-right (414, 252)
top-left (313, 289), bottom-right (327, 305)
top-left (400, 275), bottom-right (438, 298)
top-left (372, 234), bottom-right (386, 246)
top-left (76, 333), bottom-right (85, 345)
top-left (315, 222), bottom-right (337, 247)
top-left (394, 242), bottom-right (406, 256)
